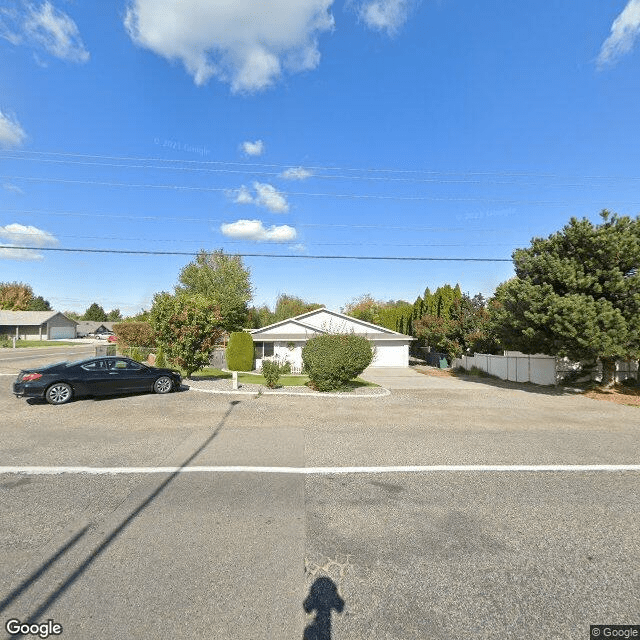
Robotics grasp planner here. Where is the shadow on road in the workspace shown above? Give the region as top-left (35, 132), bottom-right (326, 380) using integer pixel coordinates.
top-left (0, 400), bottom-right (240, 636)
top-left (303, 577), bottom-right (345, 640)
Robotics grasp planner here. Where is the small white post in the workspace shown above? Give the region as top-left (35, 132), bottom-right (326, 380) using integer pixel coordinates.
top-left (12, 336), bottom-right (17, 349)
top-left (232, 370), bottom-right (238, 390)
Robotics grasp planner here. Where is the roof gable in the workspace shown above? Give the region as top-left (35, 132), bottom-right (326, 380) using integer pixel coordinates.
top-left (250, 318), bottom-right (325, 337)
top-left (250, 307), bottom-right (412, 338)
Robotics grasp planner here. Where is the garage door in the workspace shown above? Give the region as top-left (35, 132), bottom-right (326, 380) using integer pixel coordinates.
top-left (49, 326), bottom-right (75, 339)
top-left (371, 343), bottom-right (408, 367)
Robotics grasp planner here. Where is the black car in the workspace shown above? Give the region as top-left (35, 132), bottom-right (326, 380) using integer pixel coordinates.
top-left (13, 356), bottom-right (182, 405)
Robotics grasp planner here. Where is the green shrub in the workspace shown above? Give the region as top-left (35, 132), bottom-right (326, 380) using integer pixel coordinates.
top-left (279, 360), bottom-right (292, 374)
top-left (302, 333), bottom-right (373, 391)
top-left (226, 332), bottom-right (254, 371)
top-left (155, 345), bottom-right (167, 368)
top-left (113, 322), bottom-right (156, 349)
top-left (130, 346), bottom-right (143, 362)
top-left (0, 334), bottom-right (11, 348)
top-left (261, 360), bottom-right (281, 388)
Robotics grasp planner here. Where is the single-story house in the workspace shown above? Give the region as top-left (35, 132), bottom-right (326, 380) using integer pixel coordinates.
top-left (0, 311), bottom-right (78, 340)
top-left (76, 321), bottom-right (116, 337)
top-left (250, 307), bottom-right (414, 370)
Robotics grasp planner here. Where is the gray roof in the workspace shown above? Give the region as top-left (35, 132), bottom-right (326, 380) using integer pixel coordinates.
top-left (252, 333), bottom-right (412, 342)
top-left (0, 311), bottom-right (77, 326)
top-left (76, 321), bottom-right (116, 333)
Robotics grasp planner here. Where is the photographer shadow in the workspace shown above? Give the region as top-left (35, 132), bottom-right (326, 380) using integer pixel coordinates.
top-left (303, 576), bottom-right (344, 640)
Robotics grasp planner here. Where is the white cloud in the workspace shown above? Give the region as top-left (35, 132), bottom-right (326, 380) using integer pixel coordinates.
top-left (242, 140), bottom-right (265, 156)
top-left (221, 219), bottom-right (297, 242)
top-left (0, 223), bottom-right (58, 260)
top-left (280, 166), bottom-right (313, 180)
top-left (0, 111), bottom-right (26, 148)
top-left (230, 182), bottom-right (290, 213)
top-left (598, 0), bottom-right (640, 67)
top-left (2, 2), bottom-right (89, 62)
top-left (232, 185), bottom-right (256, 205)
top-left (289, 243), bottom-right (307, 252)
top-left (358, 0), bottom-right (411, 35)
top-left (124, 0), bottom-right (335, 93)
top-left (3, 183), bottom-right (25, 195)
top-left (254, 182), bottom-right (290, 213)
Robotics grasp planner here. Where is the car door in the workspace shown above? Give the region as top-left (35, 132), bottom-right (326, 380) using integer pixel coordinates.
top-left (107, 358), bottom-right (150, 393)
top-left (78, 359), bottom-right (113, 395)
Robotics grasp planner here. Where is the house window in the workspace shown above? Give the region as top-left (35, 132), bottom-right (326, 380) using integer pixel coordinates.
top-left (263, 342), bottom-right (274, 357)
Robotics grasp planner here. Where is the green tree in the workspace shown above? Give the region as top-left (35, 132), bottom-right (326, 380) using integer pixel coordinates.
top-left (107, 308), bottom-right (123, 322)
top-left (490, 211), bottom-right (640, 386)
top-left (246, 304), bottom-right (274, 329)
top-left (342, 294), bottom-right (381, 324)
top-left (27, 295), bottom-right (51, 311)
top-left (414, 294), bottom-right (501, 358)
top-left (272, 294), bottom-right (322, 323)
top-left (150, 292), bottom-right (224, 377)
top-left (83, 303), bottom-right (108, 321)
top-left (176, 249), bottom-right (253, 332)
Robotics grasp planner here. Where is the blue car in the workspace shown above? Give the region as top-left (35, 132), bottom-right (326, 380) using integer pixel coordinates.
top-left (13, 356), bottom-right (182, 405)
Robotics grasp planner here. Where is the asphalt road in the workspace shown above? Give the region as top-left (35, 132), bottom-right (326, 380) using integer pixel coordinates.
top-left (1, 347), bottom-right (639, 639)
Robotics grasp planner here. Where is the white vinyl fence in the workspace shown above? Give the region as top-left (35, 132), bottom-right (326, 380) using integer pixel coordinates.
top-left (452, 352), bottom-right (638, 386)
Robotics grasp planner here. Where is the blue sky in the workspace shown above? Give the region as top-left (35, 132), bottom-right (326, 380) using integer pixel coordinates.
top-left (1, 0), bottom-right (640, 316)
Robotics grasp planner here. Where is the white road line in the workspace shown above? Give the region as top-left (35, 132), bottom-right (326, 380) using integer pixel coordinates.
top-left (0, 350), bottom-right (92, 363)
top-left (1, 465), bottom-right (640, 475)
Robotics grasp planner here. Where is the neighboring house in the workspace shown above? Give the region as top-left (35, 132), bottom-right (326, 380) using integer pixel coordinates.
top-left (76, 321), bottom-right (116, 337)
top-left (250, 307), bottom-right (414, 370)
top-left (0, 311), bottom-right (78, 340)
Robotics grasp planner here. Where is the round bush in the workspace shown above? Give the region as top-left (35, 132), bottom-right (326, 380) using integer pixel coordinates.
top-left (226, 332), bottom-right (254, 371)
top-left (302, 333), bottom-right (373, 391)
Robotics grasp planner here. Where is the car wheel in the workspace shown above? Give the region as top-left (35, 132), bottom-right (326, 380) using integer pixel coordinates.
top-left (153, 376), bottom-right (173, 394)
top-left (45, 383), bottom-right (73, 405)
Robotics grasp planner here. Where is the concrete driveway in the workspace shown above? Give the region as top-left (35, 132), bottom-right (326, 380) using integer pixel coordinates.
top-left (361, 366), bottom-right (479, 389)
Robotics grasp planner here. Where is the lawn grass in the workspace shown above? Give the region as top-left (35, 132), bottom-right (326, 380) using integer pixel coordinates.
top-left (181, 367), bottom-right (231, 379)
top-left (2, 340), bottom-right (78, 348)
top-left (184, 367), bottom-right (378, 390)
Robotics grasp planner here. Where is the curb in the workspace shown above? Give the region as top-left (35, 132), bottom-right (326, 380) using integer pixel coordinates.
top-left (186, 385), bottom-right (391, 398)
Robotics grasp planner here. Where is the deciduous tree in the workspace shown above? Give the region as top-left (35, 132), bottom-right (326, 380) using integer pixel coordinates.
top-left (176, 249), bottom-right (253, 332)
top-left (150, 292), bottom-right (223, 376)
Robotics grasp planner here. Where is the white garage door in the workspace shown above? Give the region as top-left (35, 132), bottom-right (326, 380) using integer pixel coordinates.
top-left (49, 326), bottom-right (75, 339)
top-left (370, 343), bottom-right (408, 367)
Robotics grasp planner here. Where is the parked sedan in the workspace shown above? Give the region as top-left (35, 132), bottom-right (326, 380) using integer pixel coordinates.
top-left (13, 356), bottom-right (182, 405)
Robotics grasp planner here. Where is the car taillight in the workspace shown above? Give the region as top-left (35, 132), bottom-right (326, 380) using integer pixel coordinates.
top-left (22, 373), bottom-right (43, 382)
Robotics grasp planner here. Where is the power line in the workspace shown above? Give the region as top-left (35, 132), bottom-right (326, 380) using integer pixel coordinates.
top-left (1, 153), bottom-right (624, 188)
top-left (0, 245), bottom-right (513, 261)
top-left (0, 230), bottom-right (515, 247)
top-left (0, 208), bottom-right (512, 232)
top-left (6, 149), bottom-right (640, 182)
top-left (3, 174), bottom-right (634, 205)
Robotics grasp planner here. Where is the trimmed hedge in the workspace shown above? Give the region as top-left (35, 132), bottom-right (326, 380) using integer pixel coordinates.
top-left (226, 332), bottom-right (254, 371)
top-left (302, 333), bottom-right (373, 391)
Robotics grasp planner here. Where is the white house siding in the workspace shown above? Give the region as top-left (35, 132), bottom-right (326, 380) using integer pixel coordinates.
top-left (300, 312), bottom-right (364, 334)
top-left (370, 341), bottom-right (409, 367)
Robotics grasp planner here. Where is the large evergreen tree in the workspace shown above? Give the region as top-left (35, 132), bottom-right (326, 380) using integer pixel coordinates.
top-left (82, 303), bottom-right (108, 321)
top-left (490, 211), bottom-right (640, 386)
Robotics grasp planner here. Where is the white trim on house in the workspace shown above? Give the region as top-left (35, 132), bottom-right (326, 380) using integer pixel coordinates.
top-left (250, 307), bottom-right (413, 369)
